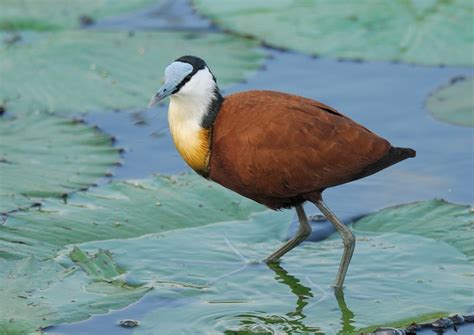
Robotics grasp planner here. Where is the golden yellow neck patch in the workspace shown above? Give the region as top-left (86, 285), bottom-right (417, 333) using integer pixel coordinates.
top-left (173, 127), bottom-right (211, 176)
top-left (168, 101), bottom-right (211, 176)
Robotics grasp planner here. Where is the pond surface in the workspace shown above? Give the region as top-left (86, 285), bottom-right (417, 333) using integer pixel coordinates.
top-left (47, 0), bottom-right (473, 334)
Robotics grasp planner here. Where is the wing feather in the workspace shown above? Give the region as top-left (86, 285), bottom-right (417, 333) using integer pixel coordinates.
top-left (209, 91), bottom-right (390, 202)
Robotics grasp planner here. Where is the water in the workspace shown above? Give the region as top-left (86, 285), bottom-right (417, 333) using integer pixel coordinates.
top-left (89, 0), bottom-right (214, 32)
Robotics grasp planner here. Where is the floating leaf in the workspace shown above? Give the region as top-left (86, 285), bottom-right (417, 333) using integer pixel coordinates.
top-left (0, 256), bottom-right (149, 335)
top-left (193, 0), bottom-right (474, 66)
top-left (0, 173), bottom-right (264, 334)
top-left (0, 30), bottom-right (263, 115)
top-left (354, 199), bottom-right (474, 262)
top-left (0, 174), bottom-right (264, 260)
top-left (0, 113), bottom-right (119, 213)
top-left (426, 76), bottom-right (474, 127)
top-left (70, 209), bottom-right (473, 334)
top-left (0, 0), bottom-right (158, 30)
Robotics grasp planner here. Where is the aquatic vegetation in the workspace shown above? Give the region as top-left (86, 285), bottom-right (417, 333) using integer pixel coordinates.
top-left (74, 201), bottom-right (473, 334)
top-left (0, 0), bottom-right (159, 30)
top-left (0, 30), bottom-right (263, 115)
top-left (0, 255), bottom-right (149, 334)
top-left (193, 0), bottom-right (473, 66)
top-left (354, 199), bottom-right (474, 262)
top-left (0, 174), bottom-right (264, 333)
top-left (426, 76), bottom-right (474, 127)
top-left (0, 113), bottom-right (119, 213)
top-left (0, 173), bottom-right (264, 259)
top-left (1, 175), bottom-right (472, 333)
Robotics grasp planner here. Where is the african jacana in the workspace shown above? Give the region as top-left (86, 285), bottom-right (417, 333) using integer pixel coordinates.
top-left (148, 55), bottom-right (415, 288)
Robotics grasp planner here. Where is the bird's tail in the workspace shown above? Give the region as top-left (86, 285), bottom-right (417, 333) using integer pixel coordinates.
top-left (353, 146), bottom-right (416, 181)
top-left (390, 147), bottom-right (416, 160)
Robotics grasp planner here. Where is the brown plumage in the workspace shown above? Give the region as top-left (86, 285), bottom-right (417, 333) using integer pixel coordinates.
top-left (210, 91), bottom-right (415, 209)
top-left (149, 55), bottom-right (416, 288)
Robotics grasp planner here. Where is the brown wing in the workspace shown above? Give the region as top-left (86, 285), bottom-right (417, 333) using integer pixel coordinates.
top-left (209, 90), bottom-right (391, 206)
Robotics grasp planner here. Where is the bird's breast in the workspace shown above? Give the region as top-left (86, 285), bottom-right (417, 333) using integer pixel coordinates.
top-left (168, 102), bottom-right (211, 176)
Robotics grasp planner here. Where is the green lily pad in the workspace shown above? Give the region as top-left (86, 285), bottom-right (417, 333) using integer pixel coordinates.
top-left (354, 199), bottom-right (474, 262)
top-left (70, 208), bottom-right (473, 334)
top-left (0, 0), bottom-right (158, 31)
top-left (0, 255), bottom-right (149, 335)
top-left (193, 0), bottom-right (474, 66)
top-left (426, 76), bottom-right (474, 127)
top-left (0, 174), bottom-right (264, 334)
top-left (0, 173), bottom-right (264, 260)
top-left (0, 30), bottom-right (263, 115)
top-left (0, 113), bottom-right (119, 213)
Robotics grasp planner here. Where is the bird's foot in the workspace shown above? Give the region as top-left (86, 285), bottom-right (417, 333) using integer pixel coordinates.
top-left (263, 256), bottom-right (281, 264)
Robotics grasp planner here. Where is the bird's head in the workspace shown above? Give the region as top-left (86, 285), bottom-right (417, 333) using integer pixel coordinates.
top-left (148, 55), bottom-right (219, 108)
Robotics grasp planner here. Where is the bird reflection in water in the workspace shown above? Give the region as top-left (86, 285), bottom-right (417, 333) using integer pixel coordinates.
top-left (223, 262), bottom-right (356, 334)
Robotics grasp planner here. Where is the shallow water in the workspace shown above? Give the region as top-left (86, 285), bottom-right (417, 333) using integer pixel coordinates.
top-left (89, 0), bottom-right (214, 32)
top-left (47, 0), bottom-right (473, 334)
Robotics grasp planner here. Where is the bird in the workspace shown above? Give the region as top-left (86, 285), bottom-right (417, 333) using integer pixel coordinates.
top-left (148, 55), bottom-right (416, 288)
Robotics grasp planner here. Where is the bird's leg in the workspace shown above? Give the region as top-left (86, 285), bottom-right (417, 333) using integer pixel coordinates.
top-left (265, 204), bottom-right (312, 263)
top-left (313, 198), bottom-right (355, 289)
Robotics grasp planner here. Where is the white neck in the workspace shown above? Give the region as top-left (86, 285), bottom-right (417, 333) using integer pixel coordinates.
top-left (168, 68), bottom-right (217, 128)
top-left (167, 68), bottom-right (217, 175)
